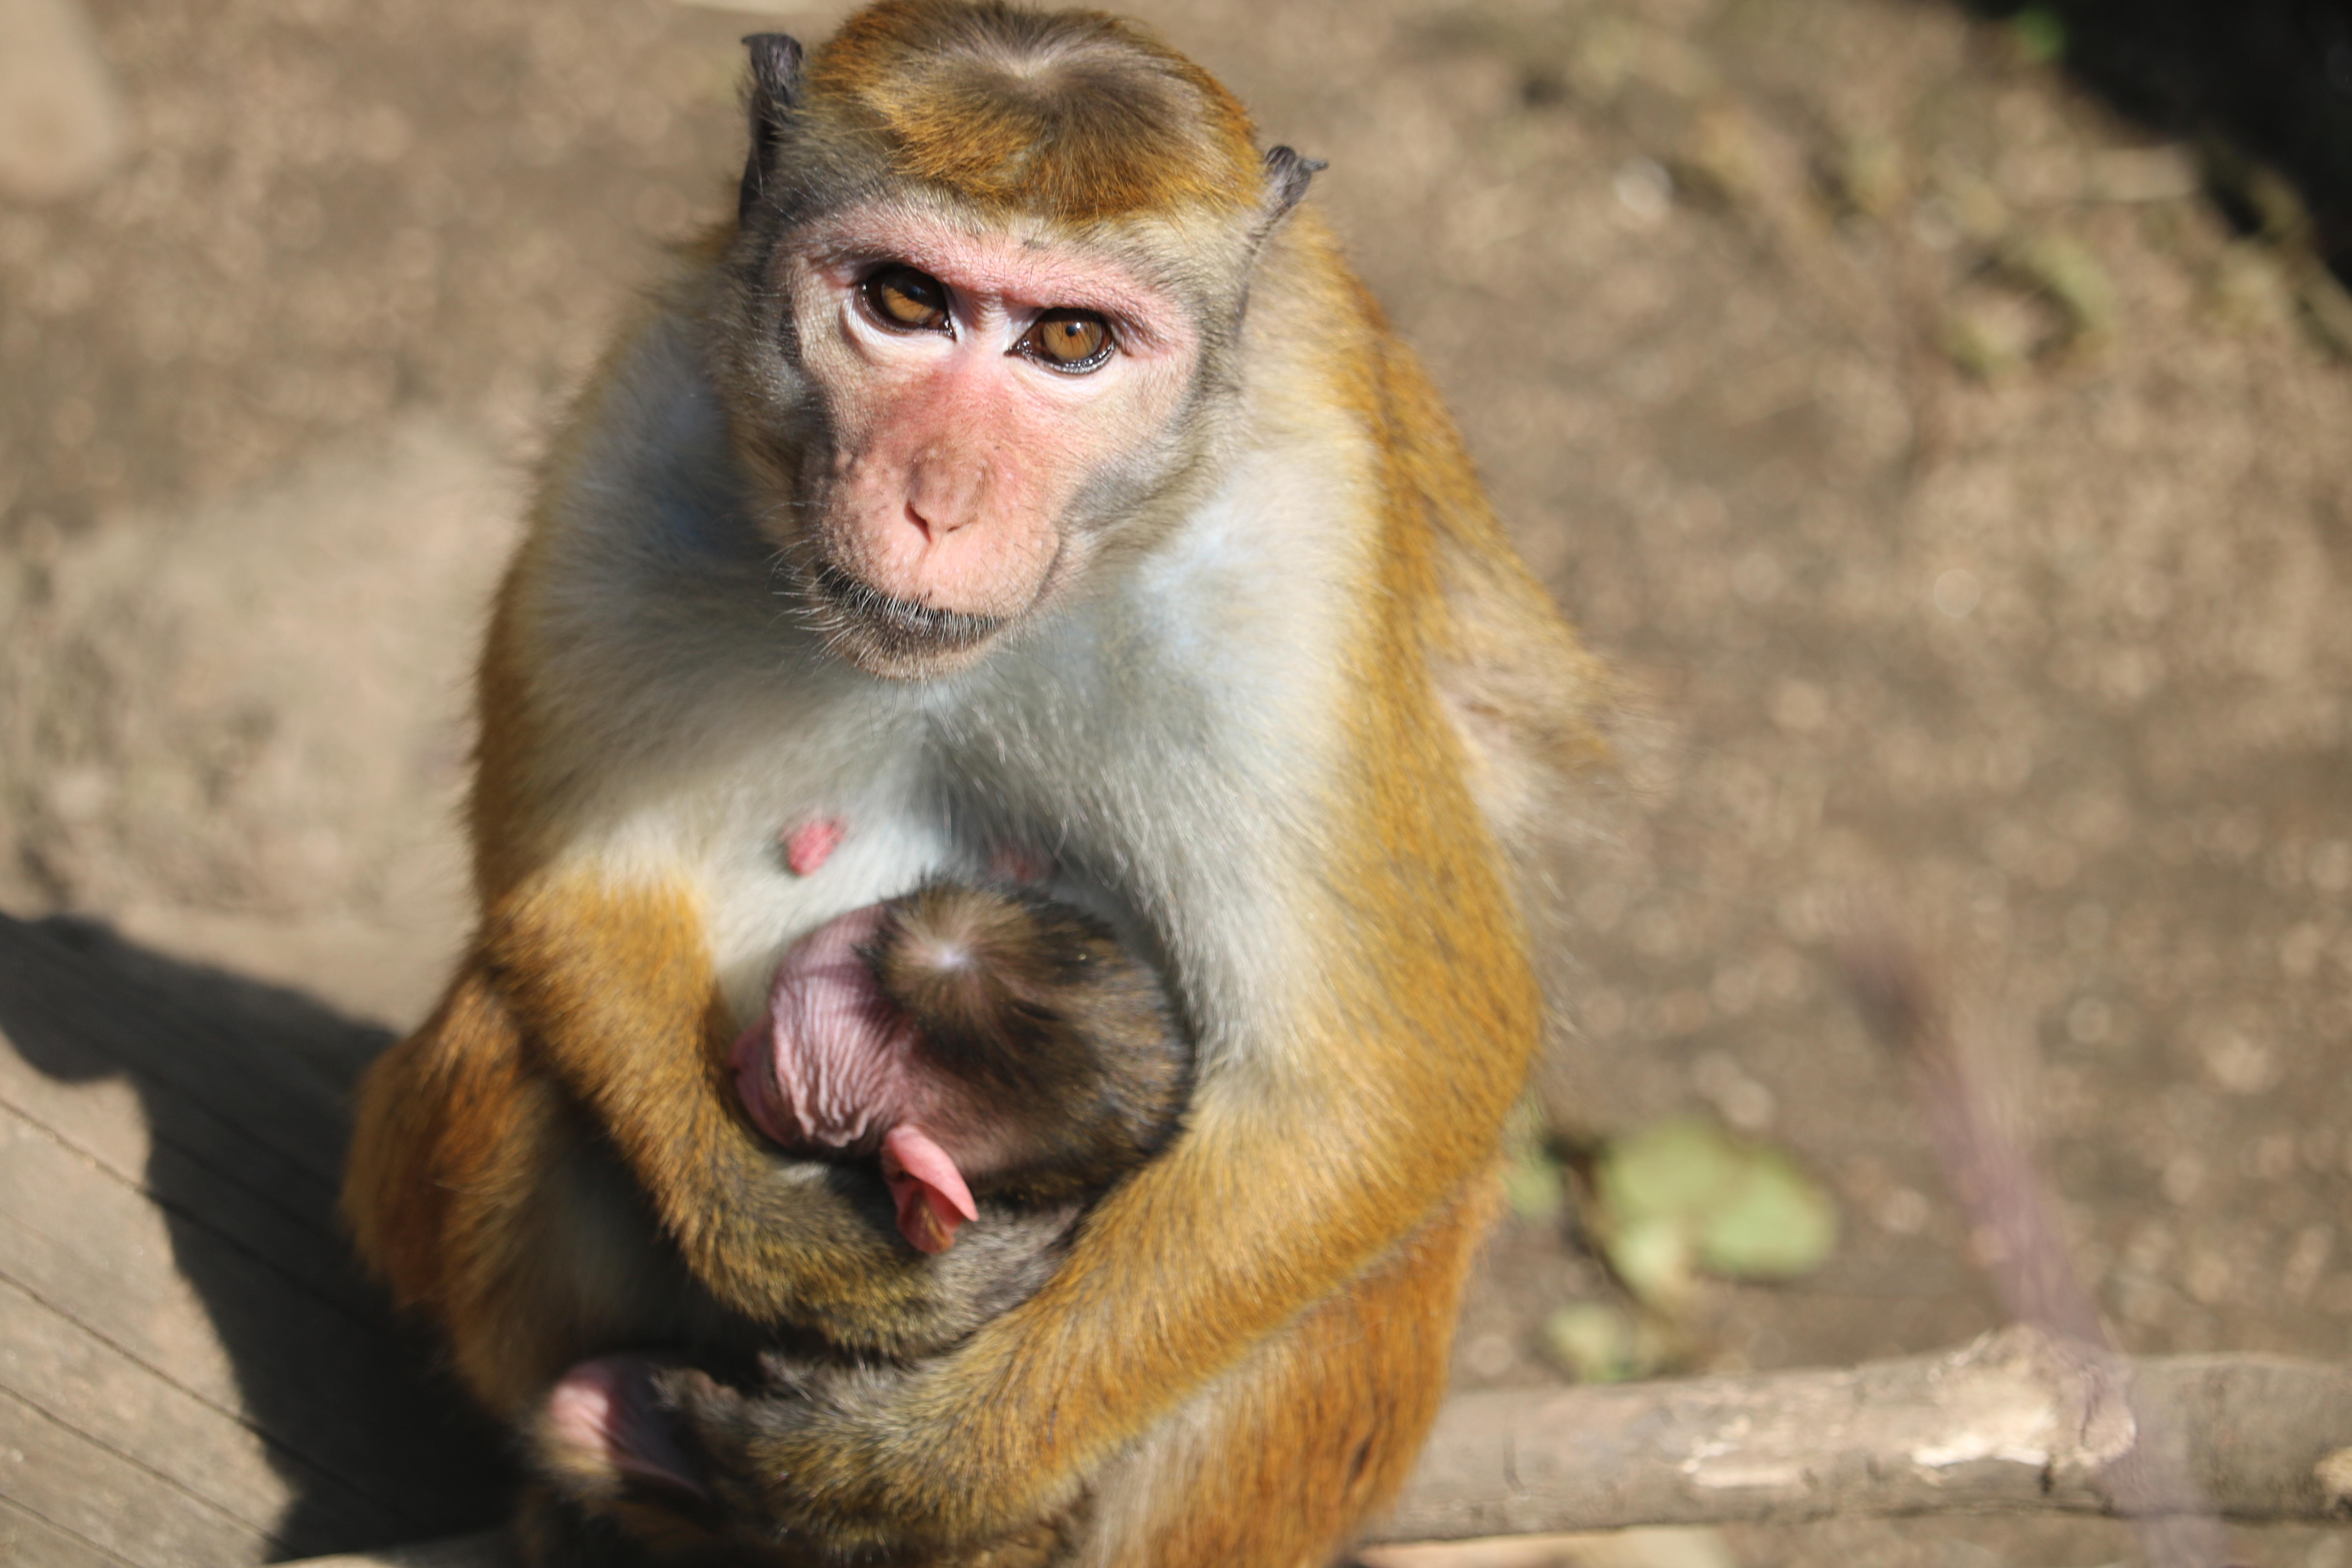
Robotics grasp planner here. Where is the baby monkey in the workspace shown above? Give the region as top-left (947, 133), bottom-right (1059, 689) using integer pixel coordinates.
top-left (537, 883), bottom-right (1192, 1530)
top-left (735, 881), bottom-right (1189, 1255)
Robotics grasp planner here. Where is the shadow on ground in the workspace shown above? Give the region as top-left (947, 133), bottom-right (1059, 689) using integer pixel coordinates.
top-left (0, 913), bottom-right (508, 1559)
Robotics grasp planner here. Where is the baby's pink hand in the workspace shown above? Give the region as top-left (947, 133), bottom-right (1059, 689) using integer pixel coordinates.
top-left (880, 1125), bottom-right (978, 1253)
top-left (544, 1354), bottom-right (704, 1497)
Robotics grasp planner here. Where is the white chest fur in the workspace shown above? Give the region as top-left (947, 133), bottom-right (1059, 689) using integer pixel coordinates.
top-left (526, 298), bottom-right (1372, 1063)
top-left (693, 741), bottom-right (967, 1034)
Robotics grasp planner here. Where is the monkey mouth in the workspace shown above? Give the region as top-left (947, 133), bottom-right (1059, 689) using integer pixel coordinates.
top-left (805, 561), bottom-right (1006, 674)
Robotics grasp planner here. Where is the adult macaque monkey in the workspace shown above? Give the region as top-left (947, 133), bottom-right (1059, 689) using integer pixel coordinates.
top-left (344, 0), bottom-right (1608, 1563)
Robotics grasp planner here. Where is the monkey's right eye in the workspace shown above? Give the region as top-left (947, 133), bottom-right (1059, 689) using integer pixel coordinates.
top-left (862, 266), bottom-right (951, 333)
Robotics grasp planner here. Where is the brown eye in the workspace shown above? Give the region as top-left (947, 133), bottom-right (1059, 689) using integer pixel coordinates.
top-left (1022, 310), bottom-right (1112, 371)
top-left (863, 265), bottom-right (949, 332)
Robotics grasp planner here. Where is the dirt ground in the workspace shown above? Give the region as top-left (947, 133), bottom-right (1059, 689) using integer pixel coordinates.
top-left (3, 0), bottom-right (2349, 1564)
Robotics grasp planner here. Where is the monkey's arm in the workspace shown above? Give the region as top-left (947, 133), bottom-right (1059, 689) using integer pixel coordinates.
top-left (480, 873), bottom-right (1000, 1350)
top-left (665, 777), bottom-right (1541, 1552)
top-left (347, 872), bottom-right (992, 1394)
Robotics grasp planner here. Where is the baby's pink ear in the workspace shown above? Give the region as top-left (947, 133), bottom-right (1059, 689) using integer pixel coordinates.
top-left (729, 1023), bottom-right (789, 1147)
top-left (880, 1125), bottom-right (978, 1253)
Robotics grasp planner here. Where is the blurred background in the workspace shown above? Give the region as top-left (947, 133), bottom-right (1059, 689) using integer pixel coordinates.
top-left (2, 0), bottom-right (2349, 1563)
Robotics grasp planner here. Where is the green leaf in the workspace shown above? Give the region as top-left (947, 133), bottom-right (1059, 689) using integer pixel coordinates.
top-left (1695, 1144), bottom-right (1839, 1279)
top-left (1540, 1301), bottom-right (1675, 1384)
top-left (1599, 1115), bottom-right (1746, 1224)
top-left (1503, 1145), bottom-right (1567, 1221)
top-left (1592, 1114), bottom-right (1838, 1299)
top-left (2009, 6), bottom-right (2066, 65)
top-left (1608, 1215), bottom-right (1697, 1307)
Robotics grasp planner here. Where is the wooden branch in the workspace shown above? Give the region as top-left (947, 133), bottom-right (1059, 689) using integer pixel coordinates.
top-left (1836, 921), bottom-right (2240, 1567)
top-left (277, 1330), bottom-right (2352, 1564)
top-left (282, 1540), bottom-right (506, 1568)
top-left (1365, 1327), bottom-right (2352, 1543)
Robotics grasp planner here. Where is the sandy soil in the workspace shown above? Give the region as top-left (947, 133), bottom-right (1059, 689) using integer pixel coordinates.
top-left (3, 0), bottom-right (2348, 1563)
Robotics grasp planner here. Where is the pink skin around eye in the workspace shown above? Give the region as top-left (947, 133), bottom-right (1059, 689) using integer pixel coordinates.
top-left (730, 902), bottom-right (978, 1252)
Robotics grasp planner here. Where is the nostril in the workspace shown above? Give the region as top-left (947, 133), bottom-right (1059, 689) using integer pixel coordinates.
top-left (907, 498), bottom-right (976, 538)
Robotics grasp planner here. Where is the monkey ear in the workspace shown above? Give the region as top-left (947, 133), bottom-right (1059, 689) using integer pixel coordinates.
top-left (1259, 145), bottom-right (1327, 225)
top-left (738, 33), bottom-right (806, 225)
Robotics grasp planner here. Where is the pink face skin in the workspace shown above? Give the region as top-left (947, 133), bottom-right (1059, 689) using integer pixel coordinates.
top-left (731, 903), bottom-right (987, 1254)
top-left (780, 206), bottom-right (1203, 637)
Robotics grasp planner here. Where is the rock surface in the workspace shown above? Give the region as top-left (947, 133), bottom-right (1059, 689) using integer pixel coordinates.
top-left (0, 0), bottom-right (123, 203)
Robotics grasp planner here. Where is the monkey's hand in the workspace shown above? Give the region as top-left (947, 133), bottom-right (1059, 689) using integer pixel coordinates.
top-left (656, 1354), bottom-right (1082, 1562)
top-left (652, 1010), bottom-right (1523, 1555)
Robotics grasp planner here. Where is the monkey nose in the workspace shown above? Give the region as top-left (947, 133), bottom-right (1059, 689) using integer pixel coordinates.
top-left (904, 499), bottom-right (960, 543)
top-left (903, 460), bottom-right (985, 539)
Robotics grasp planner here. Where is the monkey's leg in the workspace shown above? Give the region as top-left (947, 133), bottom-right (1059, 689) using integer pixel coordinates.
top-left (1075, 1171), bottom-right (1499, 1568)
top-left (345, 962), bottom-right (522, 1315)
top-left (349, 966), bottom-right (724, 1412)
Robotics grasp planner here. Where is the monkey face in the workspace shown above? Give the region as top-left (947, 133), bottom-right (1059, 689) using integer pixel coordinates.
top-left (707, 8), bottom-right (1314, 686)
top-left (747, 202), bottom-right (1211, 680)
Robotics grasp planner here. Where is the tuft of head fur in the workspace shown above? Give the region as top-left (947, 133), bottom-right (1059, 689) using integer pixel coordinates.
top-left (796, 0), bottom-right (1263, 223)
top-left (868, 882), bottom-right (1191, 1200)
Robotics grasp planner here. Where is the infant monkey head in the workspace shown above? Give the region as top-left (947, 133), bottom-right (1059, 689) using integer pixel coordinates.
top-left (733, 882), bottom-right (1192, 1251)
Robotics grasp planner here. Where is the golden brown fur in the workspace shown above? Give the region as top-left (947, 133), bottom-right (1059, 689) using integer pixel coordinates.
top-left (809, 0), bottom-right (1259, 222)
top-left (344, 3), bottom-right (1607, 1562)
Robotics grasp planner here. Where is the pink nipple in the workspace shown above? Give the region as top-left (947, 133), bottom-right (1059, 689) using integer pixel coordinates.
top-left (783, 816), bottom-right (848, 876)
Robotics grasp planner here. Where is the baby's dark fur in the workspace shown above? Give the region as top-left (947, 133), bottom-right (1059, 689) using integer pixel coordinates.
top-left (869, 882), bottom-right (1190, 1208)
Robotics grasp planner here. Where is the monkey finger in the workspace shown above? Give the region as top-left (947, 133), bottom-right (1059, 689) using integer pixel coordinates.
top-left (653, 1360), bottom-right (863, 1531)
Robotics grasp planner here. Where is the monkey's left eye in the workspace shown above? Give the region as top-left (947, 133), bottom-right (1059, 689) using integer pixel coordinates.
top-left (862, 265), bottom-right (951, 333)
top-left (1018, 311), bottom-right (1114, 372)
